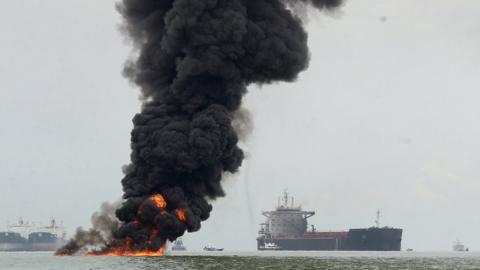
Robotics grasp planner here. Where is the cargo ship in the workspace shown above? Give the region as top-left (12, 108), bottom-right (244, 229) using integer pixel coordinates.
top-left (0, 232), bottom-right (27, 251)
top-left (0, 218), bottom-right (66, 252)
top-left (257, 191), bottom-right (402, 251)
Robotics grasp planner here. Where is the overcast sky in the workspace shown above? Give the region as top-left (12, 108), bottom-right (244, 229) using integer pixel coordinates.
top-left (1, 0), bottom-right (480, 252)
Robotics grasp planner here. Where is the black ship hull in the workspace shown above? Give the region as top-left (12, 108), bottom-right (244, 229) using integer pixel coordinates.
top-left (257, 228), bottom-right (402, 251)
top-left (343, 228), bottom-right (402, 251)
top-left (27, 232), bottom-right (63, 251)
top-left (0, 232), bottom-right (64, 252)
top-left (0, 232), bottom-right (27, 252)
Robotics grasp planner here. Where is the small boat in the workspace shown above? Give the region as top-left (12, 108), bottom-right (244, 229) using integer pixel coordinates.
top-left (203, 244), bottom-right (224, 251)
top-left (406, 249), bottom-right (413, 252)
top-left (171, 238), bottom-right (186, 251)
top-left (453, 240), bottom-right (466, 252)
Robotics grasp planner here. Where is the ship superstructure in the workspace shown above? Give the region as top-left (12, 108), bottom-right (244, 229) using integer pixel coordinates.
top-left (257, 191), bottom-right (402, 251)
top-left (7, 218), bottom-right (33, 238)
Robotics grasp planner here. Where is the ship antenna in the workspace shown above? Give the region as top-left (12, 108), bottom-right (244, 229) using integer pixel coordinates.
top-left (375, 209), bottom-right (381, 228)
top-left (283, 189), bottom-right (288, 207)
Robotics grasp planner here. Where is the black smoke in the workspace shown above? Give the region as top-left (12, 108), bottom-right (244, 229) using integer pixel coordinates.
top-left (55, 202), bottom-right (120, 255)
top-left (57, 0), bottom-right (343, 255)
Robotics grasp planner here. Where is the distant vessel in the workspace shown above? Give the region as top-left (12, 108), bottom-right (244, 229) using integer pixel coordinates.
top-left (257, 191), bottom-right (403, 251)
top-left (203, 244), bottom-right (224, 251)
top-left (29, 218), bottom-right (67, 251)
top-left (0, 218), bottom-right (66, 252)
top-left (0, 232), bottom-right (27, 252)
top-left (453, 240), bottom-right (467, 252)
top-left (0, 218), bottom-right (30, 251)
top-left (171, 238), bottom-right (187, 251)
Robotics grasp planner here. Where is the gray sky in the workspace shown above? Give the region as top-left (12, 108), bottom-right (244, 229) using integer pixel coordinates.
top-left (1, 0), bottom-right (480, 251)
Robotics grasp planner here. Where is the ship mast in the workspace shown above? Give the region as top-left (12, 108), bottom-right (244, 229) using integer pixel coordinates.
top-left (375, 209), bottom-right (381, 228)
top-left (283, 189), bottom-right (289, 207)
top-left (263, 190), bottom-right (314, 219)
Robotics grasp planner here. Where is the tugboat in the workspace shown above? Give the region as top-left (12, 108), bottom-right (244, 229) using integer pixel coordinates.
top-left (453, 240), bottom-right (467, 252)
top-left (171, 238), bottom-right (187, 251)
top-left (203, 244), bottom-right (224, 251)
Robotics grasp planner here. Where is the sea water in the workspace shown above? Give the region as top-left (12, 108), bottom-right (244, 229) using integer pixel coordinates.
top-left (2, 251), bottom-right (479, 270)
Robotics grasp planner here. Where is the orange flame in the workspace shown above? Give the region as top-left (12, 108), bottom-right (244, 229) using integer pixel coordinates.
top-left (175, 209), bottom-right (187, 223)
top-left (85, 245), bottom-right (165, 257)
top-left (85, 235), bottom-right (165, 257)
top-left (83, 212), bottom-right (167, 257)
top-left (149, 194), bottom-right (167, 209)
top-left (138, 194), bottom-right (167, 215)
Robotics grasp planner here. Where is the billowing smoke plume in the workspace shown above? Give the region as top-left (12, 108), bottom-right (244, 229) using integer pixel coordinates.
top-left (57, 0), bottom-right (342, 255)
top-left (55, 202), bottom-right (120, 255)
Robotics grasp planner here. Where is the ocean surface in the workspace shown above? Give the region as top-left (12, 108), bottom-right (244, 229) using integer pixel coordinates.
top-left (2, 251), bottom-right (480, 270)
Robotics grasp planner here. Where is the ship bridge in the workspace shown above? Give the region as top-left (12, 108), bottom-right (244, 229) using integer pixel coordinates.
top-left (260, 190), bottom-right (314, 237)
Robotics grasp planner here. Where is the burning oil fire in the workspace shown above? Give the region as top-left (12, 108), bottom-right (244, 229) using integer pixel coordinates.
top-left (55, 194), bottom-right (185, 257)
top-left (85, 244), bottom-right (165, 257)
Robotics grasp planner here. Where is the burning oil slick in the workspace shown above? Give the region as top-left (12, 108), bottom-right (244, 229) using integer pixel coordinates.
top-left (56, 0), bottom-right (343, 256)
